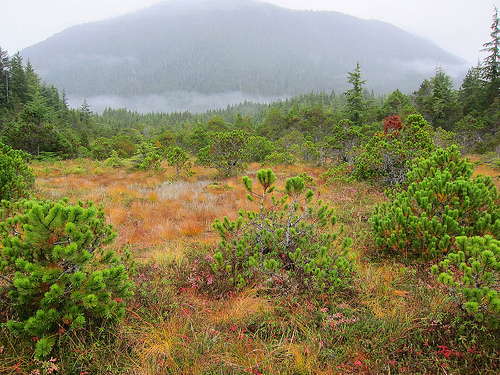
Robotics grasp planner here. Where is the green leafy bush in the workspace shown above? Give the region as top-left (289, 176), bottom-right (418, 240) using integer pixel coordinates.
top-left (0, 199), bottom-right (134, 359)
top-left (354, 114), bottom-right (434, 185)
top-left (196, 129), bottom-right (249, 177)
top-left (433, 235), bottom-right (500, 329)
top-left (372, 146), bottom-right (500, 260)
top-left (0, 142), bottom-right (34, 201)
top-left (201, 169), bottom-right (352, 296)
top-left (165, 146), bottom-right (195, 178)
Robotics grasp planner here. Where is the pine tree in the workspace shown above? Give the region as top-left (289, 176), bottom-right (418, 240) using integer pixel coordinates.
top-left (166, 146), bottom-right (195, 178)
top-left (481, 6), bottom-right (500, 105)
top-left (0, 199), bottom-right (134, 359)
top-left (372, 146), bottom-right (500, 260)
top-left (206, 169), bottom-right (352, 295)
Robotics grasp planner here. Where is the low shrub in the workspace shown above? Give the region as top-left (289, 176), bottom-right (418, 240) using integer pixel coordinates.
top-left (433, 235), bottom-right (500, 329)
top-left (372, 146), bottom-right (500, 260)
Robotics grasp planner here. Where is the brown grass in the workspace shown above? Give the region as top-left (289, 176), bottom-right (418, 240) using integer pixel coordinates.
top-left (32, 160), bottom-right (249, 254)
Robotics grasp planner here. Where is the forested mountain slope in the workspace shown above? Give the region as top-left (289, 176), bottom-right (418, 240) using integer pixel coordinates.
top-left (22, 0), bottom-right (466, 103)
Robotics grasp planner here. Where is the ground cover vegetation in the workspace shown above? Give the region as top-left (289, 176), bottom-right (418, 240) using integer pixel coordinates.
top-left (1, 8), bottom-right (500, 374)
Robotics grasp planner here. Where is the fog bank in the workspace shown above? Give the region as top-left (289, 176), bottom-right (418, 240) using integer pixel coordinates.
top-left (67, 91), bottom-right (287, 114)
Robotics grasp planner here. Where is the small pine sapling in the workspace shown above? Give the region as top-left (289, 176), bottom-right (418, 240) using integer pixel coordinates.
top-left (0, 142), bottom-right (35, 201)
top-left (209, 169), bottom-right (352, 296)
top-left (0, 199), bottom-right (135, 359)
top-left (129, 142), bottom-right (163, 172)
top-left (166, 146), bottom-right (195, 178)
top-left (372, 146), bottom-right (500, 260)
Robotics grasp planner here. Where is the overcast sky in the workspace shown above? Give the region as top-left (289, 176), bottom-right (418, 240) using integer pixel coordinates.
top-left (1, 0), bottom-right (498, 65)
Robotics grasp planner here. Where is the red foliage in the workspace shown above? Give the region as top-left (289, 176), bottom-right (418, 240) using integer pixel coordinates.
top-left (383, 114), bottom-right (403, 136)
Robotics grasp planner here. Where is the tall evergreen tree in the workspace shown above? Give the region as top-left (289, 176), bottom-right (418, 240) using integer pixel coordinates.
top-left (413, 66), bottom-right (460, 129)
top-left (2, 90), bottom-right (68, 157)
top-left (344, 62), bottom-right (366, 126)
top-left (8, 52), bottom-right (29, 105)
top-left (379, 89), bottom-right (411, 119)
top-left (481, 6), bottom-right (500, 105)
top-left (24, 59), bottom-right (40, 100)
top-left (0, 47), bottom-right (10, 108)
top-left (460, 62), bottom-right (488, 115)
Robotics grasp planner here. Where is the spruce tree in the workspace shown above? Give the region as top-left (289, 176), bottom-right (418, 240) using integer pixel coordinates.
top-left (0, 47), bottom-right (10, 108)
top-left (344, 62), bottom-right (366, 126)
top-left (460, 63), bottom-right (487, 115)
top-left (8, 52), bottom-right (29, 105)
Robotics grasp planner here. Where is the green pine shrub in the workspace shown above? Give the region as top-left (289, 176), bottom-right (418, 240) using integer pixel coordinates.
top-left (263, 149), bottom-right (296, 166)
top-left (198, 169), bottom-right (353, 297)
top-left (128, 142), bottom-right (163, 172)
top-left (104, 150), bottom-right (126, 168)
top-left (372, 145), bottom-right (500, 260)
top-left (0, 142), bottom-right (34, 201)
top-left (0, 199), bottom-right (135, 359)
top-left (432, 235), bottom-right (500, 329)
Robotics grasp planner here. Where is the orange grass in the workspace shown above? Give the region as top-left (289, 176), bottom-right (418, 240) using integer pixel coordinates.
top-left (180, 218), bottom-right (206, 237)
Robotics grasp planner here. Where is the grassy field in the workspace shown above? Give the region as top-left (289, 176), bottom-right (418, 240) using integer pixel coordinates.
top-left (1, 158), bottom-right (500, 374)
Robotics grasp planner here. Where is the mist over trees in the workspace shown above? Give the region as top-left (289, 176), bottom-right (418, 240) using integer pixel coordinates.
top-left (20, 0), bottom-right (467, 110)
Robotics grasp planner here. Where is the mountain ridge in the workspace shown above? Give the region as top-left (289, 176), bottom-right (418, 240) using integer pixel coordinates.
top-left (21, 0), bottom-right (468, 112)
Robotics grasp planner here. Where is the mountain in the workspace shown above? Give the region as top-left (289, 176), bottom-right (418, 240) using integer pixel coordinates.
top-left (22, 0), bottom-right (468, 112)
